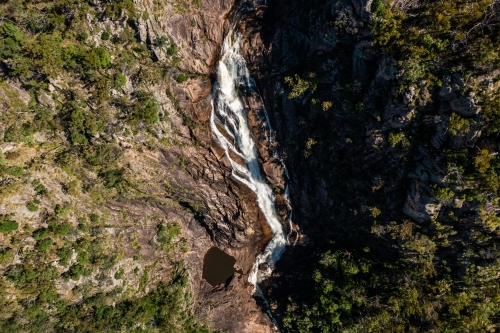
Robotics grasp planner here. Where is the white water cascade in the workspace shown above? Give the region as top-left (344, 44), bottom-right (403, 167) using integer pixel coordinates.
top-left (209, 24), bottom-right (288, 299)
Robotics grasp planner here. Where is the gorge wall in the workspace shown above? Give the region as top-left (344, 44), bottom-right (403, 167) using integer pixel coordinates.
top-left (238, 0), bottom-right (500, 331)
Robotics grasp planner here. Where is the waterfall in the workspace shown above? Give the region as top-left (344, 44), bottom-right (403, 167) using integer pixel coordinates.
top-left (209, 6), bottom-right (289, 321)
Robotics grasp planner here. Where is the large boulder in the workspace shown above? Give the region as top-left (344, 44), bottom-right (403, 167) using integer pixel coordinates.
top-left (450, 96), bottom-right (479, 116)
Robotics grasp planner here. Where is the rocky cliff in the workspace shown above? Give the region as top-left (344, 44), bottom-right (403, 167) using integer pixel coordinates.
top-left (238, 0), bottom-right (500, 331)
top-left (0, 0), bottom-right (286, 331)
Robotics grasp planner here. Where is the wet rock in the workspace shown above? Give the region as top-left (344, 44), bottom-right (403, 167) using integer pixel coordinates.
top-left (262, 161), bottom-right (284, 188)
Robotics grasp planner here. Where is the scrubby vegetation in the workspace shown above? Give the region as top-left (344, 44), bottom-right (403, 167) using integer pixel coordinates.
top-left (0, 0), bottom-right (212, 331)
top-left (268, 0), bottom-right (500, 332)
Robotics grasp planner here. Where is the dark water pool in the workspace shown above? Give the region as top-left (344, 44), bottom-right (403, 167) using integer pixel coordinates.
top-left (202, 247), bottom-right (236, 286)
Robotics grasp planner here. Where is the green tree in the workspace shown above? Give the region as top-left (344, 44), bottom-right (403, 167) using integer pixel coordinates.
top-left (448, 112), bottom-right (470, 136)
top-left (284, 74), bottom-right (317, 99)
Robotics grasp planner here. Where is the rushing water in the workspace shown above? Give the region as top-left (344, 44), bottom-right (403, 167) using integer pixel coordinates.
top-left (209, 1), bottom-right (289, 316)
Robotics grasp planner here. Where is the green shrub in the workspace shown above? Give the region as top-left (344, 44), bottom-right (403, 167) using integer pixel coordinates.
top-left (166, 43), bottom-right (178, 56)
top-left (284, 74), bottom-right (317, 99)
top-left (85, 47), bottom-right (111, 69)
top-left (2, 22), bottom-right (24, 42)
top-left (67, 105), bottom-right (101, 145)
top-left (89, 214), bottom-right (99, 223)
top-left (33, 228), bottom-right (49, 240)
top-left (101, 169), bottom-right (124, 188)
top-left (57, 245), bottom-right (72, 267)
top-left (0, 216), bottom-right (18, 233)
top-left (131, 92), bottom-right (160, 124)
top-left (53, 222), bottom-right (72, 236)
top-left (388, 132), bottom-right (410, 147)
top-left (105, 0), bottom-right (136, 19)
top-left (71, 133), bottom-right (88, 145)
top-left (66, 263), bottom-right (90, 280)
top-left (154, 36), bottom-right (168, 47)
top-left (5, 166), bottom-right (24, 177)
top-left (432, 185), bottom-right (455, 203)
top-left (78, 31), bottom-right (88, 41)
top-left (0, 37), bottom-right (21, 59)
top-left (175, 73), bottom-right (188, 83)
top-left (448, 113), bottom-right (470, 136)
top-left (171, 56), bottom-right (182, 67)
top-left (78, 221), bottom-right (89, 232)
top-left (36, 238), bottom-right (52, 252)
top-left (101, 31), bottom-right (111, 41)
top-left (475, 149), bottom-right (492, 174)
top-left (156, 222), bottom-right (180, 245)
top-left (54, 204), bottom-right (70, 217)
top-left (27, 201), bottom-right (39, 212)
top-left (33, 179), bottom-right (47, 194)
top-left (114, 267), bottom-right (125, 279)
top-left (113, 73), bottom-right (127, 89)
top-left (0, 247), bottom-right (13, 264)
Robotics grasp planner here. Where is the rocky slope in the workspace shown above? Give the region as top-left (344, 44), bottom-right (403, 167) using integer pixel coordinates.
top-left (0, 0), bottom-right (287, 331)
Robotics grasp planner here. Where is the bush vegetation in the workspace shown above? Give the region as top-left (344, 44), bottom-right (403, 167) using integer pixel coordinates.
top-left (0, 215), bottom-right (18, 233)
top-left (271, 0), bottom-right (500, 332)
top-left (0, 1), bottom-right (212, 331)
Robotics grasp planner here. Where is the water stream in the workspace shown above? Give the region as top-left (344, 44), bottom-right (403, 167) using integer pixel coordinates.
top-left (209, 0), bottom-right (290, 326)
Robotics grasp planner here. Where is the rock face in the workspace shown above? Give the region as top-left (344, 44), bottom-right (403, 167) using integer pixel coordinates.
top-left (134, 0), bottom-right (233, 73)
top-left (163, 58), bottom-right (277, 333)
top-left (149, 2), bottom-right (290, 332)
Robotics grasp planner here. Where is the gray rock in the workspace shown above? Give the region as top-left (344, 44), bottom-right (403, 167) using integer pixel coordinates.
top-left (439, 85), bottom-right (456, 101)
top-left (37, 91), bottom-right (55, 109)
top-left (135, 18), bottom-right (148, 44)
top-left (403, 179), bottom-right (441, 223)
top-left (352, 40), bottom-right (374, 85)
top-left (431, 122), bottom-right (447, 149)
top-left (384, 104), bottom-right (414, 128)
top-left (351, 0), bottom-right (374, 21)
top-left (450, 96), bottom-right (478, 116)
top-left (376, 56), bottom-right (396, 81)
